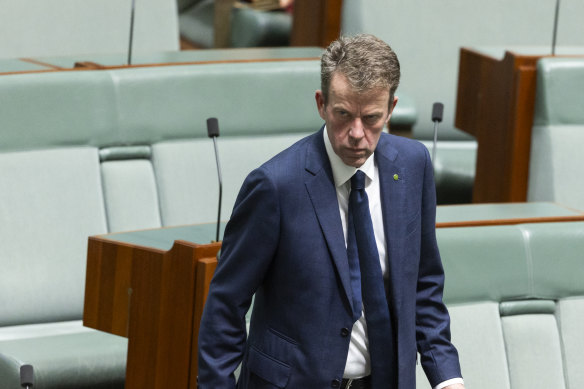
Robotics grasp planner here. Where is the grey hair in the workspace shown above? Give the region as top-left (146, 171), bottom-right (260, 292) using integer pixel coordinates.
top-left (320, 34), bottom-right (400, 106)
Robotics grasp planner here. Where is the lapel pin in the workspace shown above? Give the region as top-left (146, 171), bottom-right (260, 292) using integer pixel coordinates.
top-left (393, 174), bottom-right (399, 181)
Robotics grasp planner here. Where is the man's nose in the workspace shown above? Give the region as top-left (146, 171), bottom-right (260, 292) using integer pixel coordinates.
top-left (348, 118), bottom-right (365, 139)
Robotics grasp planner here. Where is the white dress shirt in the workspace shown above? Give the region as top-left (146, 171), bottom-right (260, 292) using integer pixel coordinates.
top-left (323, 128), bottom-right (463, 389)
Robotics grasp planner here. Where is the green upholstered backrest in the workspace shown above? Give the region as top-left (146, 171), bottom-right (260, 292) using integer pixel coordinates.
top-left (0, 148), bottom-right (108, 326)
top-left (0, 59), bottom-right (322, 150)
top-left (109, 60), bottom-right (322, 141)
top-left (0, 71), bottom-right (119, 152)
top-left (230, 7), bottom-right (292, 48)
top-left (533, 57), bottom-right (584, 126)
top-left (528, 58), bottom-right (584, 211)
top-left (178, 0), bottom-right (215, 48)
top-left (431, 222), bottom-right (584, 389)
top-left (341, 0), bottom-right (584, 140)
top-left (0, 0), bottom-right (179, 59)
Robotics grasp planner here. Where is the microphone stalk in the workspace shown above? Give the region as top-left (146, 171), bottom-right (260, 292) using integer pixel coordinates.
top-left (207, 118), bottom-right (222, 243)
top-left (431, 102), bottom-right (444, 166)
top-left (212, 136), bottom-right (222, 243)
top-left (127, 0), bottom-right (137, 65)
top-left (551, 0), bottom-right (561, 55)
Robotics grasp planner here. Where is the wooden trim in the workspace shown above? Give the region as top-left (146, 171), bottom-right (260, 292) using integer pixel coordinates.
top-left (19, 57), bottom-right (64, 70)
top-left (1, 56), bottom-right (320, 77)
top-left (190, 256), bottom-right (219, 389)
top-left (436, 215), bottom-right (584, 228)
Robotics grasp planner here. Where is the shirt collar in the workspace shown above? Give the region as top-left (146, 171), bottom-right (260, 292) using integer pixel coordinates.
top-left (323, 126), bottom-right (376, 188)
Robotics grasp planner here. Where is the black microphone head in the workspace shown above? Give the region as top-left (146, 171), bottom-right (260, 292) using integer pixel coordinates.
top-left (431, 102), bottom-right (444, 123)
top-left (20, 364), bottom-right (34, 387)
top-left (207, 117), bottom-right (219, 138)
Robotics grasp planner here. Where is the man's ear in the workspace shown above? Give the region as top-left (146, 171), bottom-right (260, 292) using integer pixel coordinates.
top-left (315, 90), bottom-right (327, 121)
top-left (386, 96), bottom-right (399, 124)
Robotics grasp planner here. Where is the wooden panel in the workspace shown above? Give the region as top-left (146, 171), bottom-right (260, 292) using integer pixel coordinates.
top-left (507, 65), bottom-right (538, 201)
top-left (83, 238), bottom-right (136, 337)
top-left (455, 48), bottom-right (541, 203)
top-left (125, 247), bottom-right (165, 388)
top-left (84, 235), bottom-right (220, 389)
top-left (290, 0), bottom-right (343, 47)
top-left (190, 256), bottom-right (219, 389)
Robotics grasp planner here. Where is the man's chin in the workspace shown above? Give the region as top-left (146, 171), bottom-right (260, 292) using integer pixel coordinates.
top-left (341, 155), bottom-right (367, 168)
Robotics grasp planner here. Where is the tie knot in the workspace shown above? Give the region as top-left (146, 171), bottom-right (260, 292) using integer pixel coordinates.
top-left (351, 170), bottom-right (366, 190)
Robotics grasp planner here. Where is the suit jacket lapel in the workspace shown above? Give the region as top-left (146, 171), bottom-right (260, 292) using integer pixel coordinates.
top-left (304, 129), bottom-right (355, 313)
top-left (376, 135), bottom-right (407, 316)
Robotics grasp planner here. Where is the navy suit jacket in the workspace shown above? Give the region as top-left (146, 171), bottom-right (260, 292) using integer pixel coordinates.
top-left (198, 128), bottom-right (461, 388)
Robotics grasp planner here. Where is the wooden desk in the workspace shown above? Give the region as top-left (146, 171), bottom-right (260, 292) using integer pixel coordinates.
top-left (83, 224), bottom-right (222, 389)
top-left (456, 47), bottom-right (584, 203)
top-left (456, 47), bottom-right (543, 203)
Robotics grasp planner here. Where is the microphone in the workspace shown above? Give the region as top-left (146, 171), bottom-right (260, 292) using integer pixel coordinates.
top-left (431, 102), bottom-right (444, 164)
top-left (207, 118), bottom-right (223, 243)
top-left (20, 364), bottom-right (34, 388)
top-left (127, 0), bottom-right (137, 65)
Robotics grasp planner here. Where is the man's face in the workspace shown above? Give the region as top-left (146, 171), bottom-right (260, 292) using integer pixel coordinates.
top-left (316, 73), bottom-right (397, 168)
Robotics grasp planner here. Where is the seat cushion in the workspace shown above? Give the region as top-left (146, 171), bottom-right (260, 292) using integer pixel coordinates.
top-left (501, 312), bottom-right (566, 389)
top-left (101, 158), bottom-right (162, 232)
top-left (445, 303), bottom-right (510, 389)
top-left (0, 331), bottom-right (127, 389)
top-left (0, 321), bottom-right (89, 342)
top-left (557, 298), bottom-right (584, 389)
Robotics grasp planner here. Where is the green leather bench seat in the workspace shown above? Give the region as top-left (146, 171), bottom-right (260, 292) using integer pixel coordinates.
top-left (0, 59), bottom-right (323, 388)
top-left (4, 54), bottom-right (575, 388)
top-left (528, 57), bottom-right (584, 211)
top-left (413, 221), bottom-right (584, 389)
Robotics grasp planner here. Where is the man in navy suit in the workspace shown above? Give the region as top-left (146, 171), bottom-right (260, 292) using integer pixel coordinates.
top-left (198, 34), bottom-right (464, 389)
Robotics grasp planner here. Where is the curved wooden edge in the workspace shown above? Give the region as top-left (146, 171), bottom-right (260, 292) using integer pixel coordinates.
top-left (436, 215), bottom-right (584, 228)
top-left (190, 254), bottom-right (219, 389)
top-left (19, 57), bottom-right (64, 69)
top-left (1, 56), bottom-right (321, 76)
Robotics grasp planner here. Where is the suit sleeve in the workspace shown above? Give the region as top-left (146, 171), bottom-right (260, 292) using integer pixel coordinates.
top-left (198, 166), bottom-right (280, 389)
top-left (415, 147), bottom-right (462, 386)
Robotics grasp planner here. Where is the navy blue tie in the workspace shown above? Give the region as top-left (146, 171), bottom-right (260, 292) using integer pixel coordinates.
top-left (347, 170), bottom-right (396, 387)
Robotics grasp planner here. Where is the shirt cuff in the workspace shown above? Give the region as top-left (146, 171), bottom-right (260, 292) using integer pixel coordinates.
top-left (433, 378), bottom-right (464, 389)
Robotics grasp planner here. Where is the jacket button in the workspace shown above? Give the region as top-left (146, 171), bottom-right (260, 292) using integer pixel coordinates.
top-left (341, 327), bottom-right (350, 337)
top-left (331, 379), bottom-right (341, 388)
